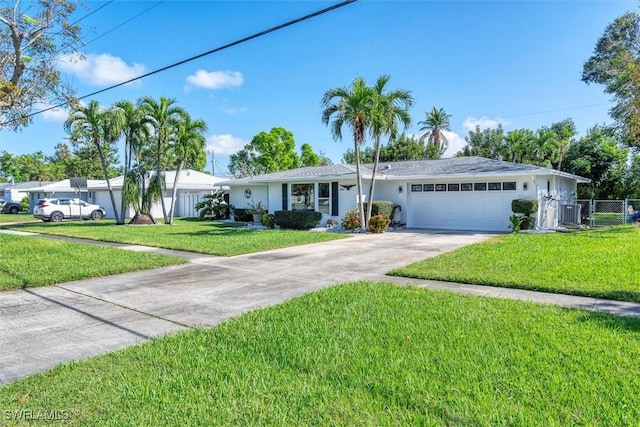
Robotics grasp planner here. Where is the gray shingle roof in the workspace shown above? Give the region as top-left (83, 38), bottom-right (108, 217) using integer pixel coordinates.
top-left (225, 157), bottom-right (589, 184)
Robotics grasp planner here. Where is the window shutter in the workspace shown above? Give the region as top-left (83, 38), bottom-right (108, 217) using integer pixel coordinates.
top-left (282, 183), bottom-right (288, 211)
top-left (331, 182), bottom-right (339, 216)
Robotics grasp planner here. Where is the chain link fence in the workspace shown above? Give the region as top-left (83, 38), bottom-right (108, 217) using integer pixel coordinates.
top-left (574, 199), bottom-right (640, 227)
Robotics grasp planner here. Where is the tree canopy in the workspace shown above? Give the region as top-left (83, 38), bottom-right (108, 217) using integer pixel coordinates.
top-left (1, 0), bottom-right (83, 130)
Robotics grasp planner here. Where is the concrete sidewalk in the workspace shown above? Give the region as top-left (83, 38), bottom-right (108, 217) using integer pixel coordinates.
top-left (1, 229), bottom-right (639, 386)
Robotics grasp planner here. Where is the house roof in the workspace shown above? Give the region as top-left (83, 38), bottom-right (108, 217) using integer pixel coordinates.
top-left (24, 170), bottom-right (228, 193)
top-left (2, 181), bottom-right (54, 190)
top-left (225, 157), bottom-right (590, 185)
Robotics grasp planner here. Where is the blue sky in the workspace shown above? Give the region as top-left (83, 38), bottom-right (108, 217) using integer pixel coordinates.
top-left (0, 0), bottom-right (635, 176)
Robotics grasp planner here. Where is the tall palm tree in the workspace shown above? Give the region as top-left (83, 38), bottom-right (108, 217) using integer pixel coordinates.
top-left (321, 77), bottom-right (373, 231)
top-left (139, 96), bottom-right (186, 224)
top-left (64, 100), bottom-right (123, 224)
top-left (418, 107), bottom-right (452, 156)
top-left (167, 112), bottom-right (207, 224)
top-left (366, 75), bottom-right (413, 227)
top-left (114, 100), bottom-right (152, 222)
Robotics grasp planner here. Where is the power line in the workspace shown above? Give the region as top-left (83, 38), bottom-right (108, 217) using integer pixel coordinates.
top-left (24, 0), bottom-right (357, 121)
top-left (84, 2), bottom-right (164, 46)
top-left (71, 1), bottom-right (114, 26)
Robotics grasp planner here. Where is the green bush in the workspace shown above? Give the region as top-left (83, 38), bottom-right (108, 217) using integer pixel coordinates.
top-left (363, 201), bottom-right (394, 218)
top-left (262, 213), bottom-right (275, 229)
top-left (511, 199), bottom-right (538, 216)
top-left (195, 191), bottom-right (229, 220)
top-left (369, 214), bottom-right (391, 233)
top-left (230, 207), bottom-right (253, 222)
top-left (20, 196), bottom-right (29, 212)
top-left (342, 208), bottom-right (361, 231)
top-left (274, 210), bottom-right (322, 230)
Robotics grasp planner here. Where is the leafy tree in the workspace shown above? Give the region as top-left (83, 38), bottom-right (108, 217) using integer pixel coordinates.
top-left (228, 127), bottom-right (301, 177)
top-left (502, 129), bottom-right (536, 164)
top-left (582, 12), bottom-right (640, 146)
top-left (550, 118), bottom-right (577, 170)
top-left (624, 152), bottom-right (640, 198)
top-left (564, 125), bottom-right (628, 199)
top-left (139, 96), bottom-right (186, 223)
top-left (342, 146), bottom-right (376, 164)
top-left (458, 125), bottom-right (505, 159)
top-left (418, 107), bottom-right (451, 157)
top-left (65, 100), bottom-right (124, 223)
top-left (300, 143), bottom-right (319, 167)
top-left (0, 150), bottom-right (63, 181)
top-left (0, 0), bottom-right (82, 130)
top-left (167, 112), bottom-right (207, 224)
top-left (322, 77), bottom-right (373, 231)
top-left (365, 75), bottom-right (412, 227)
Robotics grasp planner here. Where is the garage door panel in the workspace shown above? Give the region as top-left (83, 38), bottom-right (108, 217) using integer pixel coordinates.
top-left (408, 190), bottom-right (512, 231)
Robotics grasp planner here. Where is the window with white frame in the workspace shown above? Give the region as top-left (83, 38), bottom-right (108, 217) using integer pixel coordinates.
top-left (291, 183), bottom-right (315, 210)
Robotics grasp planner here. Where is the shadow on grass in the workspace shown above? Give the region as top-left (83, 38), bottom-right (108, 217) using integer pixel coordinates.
top-left (571, 309), bottom-right (640, 334)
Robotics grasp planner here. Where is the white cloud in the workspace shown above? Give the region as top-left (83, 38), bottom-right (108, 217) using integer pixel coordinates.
top-left (221, 106), bottom-right (248, 115)
top-left (206, 134), bottom-right (249, 156)
top-left (58, 53), bottom-right (146, 86)
top-left (34, 102), bottom-right (68, 123)
top-left (462, 116), bottom-right (509, 133)
top-left (442, 130), bottom-right (467, 158)
top-left (185, 70), bottom-right (243, 90)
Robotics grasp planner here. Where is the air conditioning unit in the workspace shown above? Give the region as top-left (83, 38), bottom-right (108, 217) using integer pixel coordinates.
top-left (560, 204), bottom-right (581, 226)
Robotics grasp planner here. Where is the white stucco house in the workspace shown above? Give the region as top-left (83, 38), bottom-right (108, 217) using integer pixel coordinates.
top-left (25, 169), bottom-right (228, 219)
top-left (226, 157), bottom-right (590, 232)
top-left (2, 181), bottom-right (53, 205)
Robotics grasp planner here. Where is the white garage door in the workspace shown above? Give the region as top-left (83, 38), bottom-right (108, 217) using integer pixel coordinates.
top-left (407, 182), bottom-right (514, 231)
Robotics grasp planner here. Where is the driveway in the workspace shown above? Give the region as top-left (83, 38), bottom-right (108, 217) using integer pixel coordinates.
top-left (0, 229), bottom-right (491, 385)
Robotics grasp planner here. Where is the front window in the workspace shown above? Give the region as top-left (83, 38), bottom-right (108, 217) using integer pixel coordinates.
top-left (318, 183), bottom-right (330, 214)
top-left (291, 183), bottom-right (315, 211)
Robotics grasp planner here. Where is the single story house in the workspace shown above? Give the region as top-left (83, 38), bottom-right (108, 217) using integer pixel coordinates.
top-left (225, 157), bottom-right (590, 232)
top-left (25, 169), bottom-right (228, 219)
top-left (2, 181), bottom-right (53, 206)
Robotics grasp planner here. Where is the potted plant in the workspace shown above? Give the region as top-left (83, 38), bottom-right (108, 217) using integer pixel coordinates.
top-left (246, 200), bottom-right (267, 223)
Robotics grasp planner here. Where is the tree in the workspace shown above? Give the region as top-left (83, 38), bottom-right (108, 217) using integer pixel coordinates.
top-left (0, 0), bottom-right (82, 130)
top-left (582, 12), bottom-right (640, 146)
top-left (417, 107), bottom-right (451, 157)
top-left (139, 96), bottom-right (186, 224)
top-left (65, 100), bottom-right (123, 223)
top-left (502, 129), bottom-right (536, 164)
top-left (550, 118), bottom-right (577, 170)
top-left (167, 112), bottom-right (207, 224)
top-left (342, 146), bottom-right (375, 164)
top-left (300, 143), bottom-right (319, 167)
top-left (365, 75), bottom-right (412, 228)
top-left (458, 125), bottom-right (505, 159)
top-left (564, 125), bottom-right (628, 199)
top-left (322, 77), bottom-right (373, 231)
top-left (228, 127), bottom-right (301, 177)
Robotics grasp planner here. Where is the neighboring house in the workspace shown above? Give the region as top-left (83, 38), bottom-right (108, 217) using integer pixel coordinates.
top-left (2, 181), bottom-right (53, 209)
top-left (225, 157), bottom-right (590, 232)
top-left (25, 169), bottom-right (228, 219)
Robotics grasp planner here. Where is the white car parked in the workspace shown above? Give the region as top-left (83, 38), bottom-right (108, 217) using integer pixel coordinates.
top-left (33, 198), bottom-right (107, 222)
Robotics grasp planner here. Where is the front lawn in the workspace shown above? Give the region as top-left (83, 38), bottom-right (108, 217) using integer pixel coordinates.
top-left (10, 218), bottom-right (346, 256)
top-left (390, 226), bottom-right (640, 302)
top-left (0, 234), bottom-right (187, 291)
top-left (0, 282), bottom-right (638, 425)
top-left (0, 213), bottom-right (35, 224)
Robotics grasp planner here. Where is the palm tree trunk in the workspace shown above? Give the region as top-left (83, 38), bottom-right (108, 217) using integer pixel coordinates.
top-left (95, 142), bottom-right (121, 224)
top-left (156, 136), bottom-right (168, 223)
top-left (168, 162), bottom-right (183, 225)
top-left (354, 142), bottom-right (366, 233)
top-left (119, 139), bottom-right (130, 222)
top-left (366, 135), bottom-right (382, 229)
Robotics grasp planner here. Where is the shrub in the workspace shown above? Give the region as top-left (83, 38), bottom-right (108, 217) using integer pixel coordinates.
top-left (342, 208), bottom-right (361, 231)
top-left (230, 207), bottom-right (253, 222)
top-left (511, 199), bottom-right (538, 216)
top-left (20, 196), bottom-right (29, 212)
top-left (262, 213), bottom-right (275, 228)
top-left (369, 214), bottom-right (391, 233)
top-left (508, 214), bottom-right (522, 233)
top-left (195, 191), bottom-right (229, 220)
top-left (274, 210), bottom-right (322, 230)
top-left (363, 201), bottom-right (394, 218)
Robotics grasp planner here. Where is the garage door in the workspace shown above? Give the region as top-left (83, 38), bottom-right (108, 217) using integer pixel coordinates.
top-left (407, 182), bottom-right (515, 231)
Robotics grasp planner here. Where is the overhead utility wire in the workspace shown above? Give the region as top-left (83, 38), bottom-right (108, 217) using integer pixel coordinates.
top-left (25, 0), bottom-right (357, 121)
top-left (85, 1), bottom-right (164, 45)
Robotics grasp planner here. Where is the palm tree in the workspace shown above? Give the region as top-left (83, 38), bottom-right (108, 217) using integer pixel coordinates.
top-left (321, 77), bottom-right (373, 231)
top-left (365, 75), bottom-right (413, 228)
top-left (114, 100), bottom-right (152, 222)
top-left (139, 96), bottom-right (186, 224)
top-left (418, 107), bottom-right (452, 156)
top-left (167, 112), bottom-right (207, 224)
top-left (64, 100), bottom-right (123, 224)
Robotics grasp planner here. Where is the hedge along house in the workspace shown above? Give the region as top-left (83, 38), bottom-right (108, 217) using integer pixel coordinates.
top-left (226, 157), bottom-right (590, 232)
top-left (26, 169), bottom-right (228, 219)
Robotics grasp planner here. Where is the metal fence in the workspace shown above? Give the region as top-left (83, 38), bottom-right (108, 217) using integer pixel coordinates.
top-left (572, 199), bottom-right (640, 227)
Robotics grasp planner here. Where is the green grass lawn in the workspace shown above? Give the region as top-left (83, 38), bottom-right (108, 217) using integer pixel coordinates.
top-left (0, 234), bottom-right (187, 290)
top-left (1, 282), bottom-right (638, 425)
top-left (9, 218), bottom-right (347, 256)
top-left (390, 225), bottom-right (640, 302)
top-left (0, 213), bottom-right (36, 224)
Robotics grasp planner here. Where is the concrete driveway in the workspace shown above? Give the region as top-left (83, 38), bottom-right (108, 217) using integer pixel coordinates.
top-left (0, 229), bottom-right (492, 385)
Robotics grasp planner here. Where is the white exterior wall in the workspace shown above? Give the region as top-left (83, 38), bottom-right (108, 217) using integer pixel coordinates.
top-left (534, 175), bottom-right (578, 229)
top-left (229, 185), bottom-right (269, 215)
